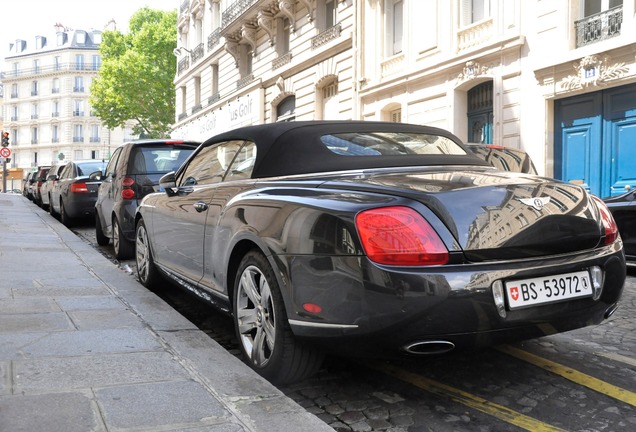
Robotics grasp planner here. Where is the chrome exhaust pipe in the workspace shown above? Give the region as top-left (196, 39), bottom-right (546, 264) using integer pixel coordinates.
top-left (402, 340), bottom-right (455, 355)
top-left (604, 303), bottom-right (619, 319)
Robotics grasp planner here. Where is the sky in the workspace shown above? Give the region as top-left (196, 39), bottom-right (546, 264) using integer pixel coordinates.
top-left (2, 0), bottom-right (179, 59)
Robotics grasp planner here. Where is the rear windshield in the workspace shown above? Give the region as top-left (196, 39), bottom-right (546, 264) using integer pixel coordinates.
top-left (130, 146), bottom-right (196, 174)
top-left (77, 161), bottom-right (107, 176)
top-left (320, 132), bottom-right (467, 157)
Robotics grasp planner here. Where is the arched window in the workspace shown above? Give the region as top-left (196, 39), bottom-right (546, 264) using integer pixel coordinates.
top-left (467, 81), bottom-right (493, 144)
top-left (277, 96), bottom-right (296, 122)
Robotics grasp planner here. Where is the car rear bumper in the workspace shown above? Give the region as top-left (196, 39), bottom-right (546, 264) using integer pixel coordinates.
top-left (283, 244), bottom-right (626, 355)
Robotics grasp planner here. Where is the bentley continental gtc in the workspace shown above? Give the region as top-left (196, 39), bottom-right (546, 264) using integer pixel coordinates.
top-left (134, 121), bottom-right (626, 384)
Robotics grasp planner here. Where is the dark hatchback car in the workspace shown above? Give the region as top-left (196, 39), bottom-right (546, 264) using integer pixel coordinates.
top-left (134, 121), bottom-right (625, 385)
top-left (93, 139), bottom-right (198, 259)
top-left (604, 189), bottom-right (635, 264)
top-left (48, 160), bottom-right (107, 227)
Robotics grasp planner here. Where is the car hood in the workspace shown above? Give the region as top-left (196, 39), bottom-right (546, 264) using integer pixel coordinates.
top-left (321, 168), bottom-right (604, 262)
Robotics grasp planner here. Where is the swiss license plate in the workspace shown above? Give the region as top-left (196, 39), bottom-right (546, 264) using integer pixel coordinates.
top-left (505, 270), bottom-right (593, 310)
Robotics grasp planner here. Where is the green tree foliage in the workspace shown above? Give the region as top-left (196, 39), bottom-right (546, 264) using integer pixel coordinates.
top-left (90, 7), bottom-right (177, 138)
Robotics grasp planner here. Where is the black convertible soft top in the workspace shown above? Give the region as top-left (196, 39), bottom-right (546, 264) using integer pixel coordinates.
top-left (201, 121), bottom-right (490, 178)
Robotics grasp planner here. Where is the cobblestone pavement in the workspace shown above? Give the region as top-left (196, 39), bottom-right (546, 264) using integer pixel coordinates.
top-left (72, 220), bottom-right (636, 431)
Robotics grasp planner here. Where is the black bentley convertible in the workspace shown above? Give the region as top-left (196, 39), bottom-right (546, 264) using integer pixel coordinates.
top-left (135, 121), bottom-right (626, 384)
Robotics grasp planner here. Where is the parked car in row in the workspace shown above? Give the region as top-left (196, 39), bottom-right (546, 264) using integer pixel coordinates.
top-left (40, 161), bottom-right (69, 211)
top-left (134, 121), bottom-right (626, 385)
top-left (31, 166), bottom-right (51, 207)
top-left (604, 189), bottom-right (635, 265)
top-left (92, 139), bottom-right (199, 259)
top-left (22, 172), bottom-right (35, 200)
top-left (48, 160), bottom-right (107, 227)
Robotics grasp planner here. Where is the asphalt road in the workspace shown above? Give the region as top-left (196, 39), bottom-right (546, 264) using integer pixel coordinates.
top-left (70, 217), bottom-right (636, 432)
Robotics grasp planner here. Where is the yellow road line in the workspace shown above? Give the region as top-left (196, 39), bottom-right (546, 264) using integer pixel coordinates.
top-left (366, 361), bottom-right (566, 432)
top-left (497, 345), bottom-right (636, 407)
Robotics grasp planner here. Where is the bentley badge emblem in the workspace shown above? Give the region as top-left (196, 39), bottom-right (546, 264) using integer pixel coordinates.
top-left (518, 196), bottom-right (551, 211)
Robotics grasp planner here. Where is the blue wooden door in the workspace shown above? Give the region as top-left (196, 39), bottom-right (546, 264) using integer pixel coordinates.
top-left (555, 93), bottom-right (602, 194)
top-left (604, 86), bottom-right (636, 196)
top-left (555, 84), bottom-right (636, 198)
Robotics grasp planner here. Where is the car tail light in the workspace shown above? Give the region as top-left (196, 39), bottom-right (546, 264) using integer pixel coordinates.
top-left (355, 206), bottom-right (449, 266)
top-left (121, 177), bottom-right (136, 199)
top-left (70, 182), bottom-right (88, 193)
top-left (592, 196), bottom-right (619, 245)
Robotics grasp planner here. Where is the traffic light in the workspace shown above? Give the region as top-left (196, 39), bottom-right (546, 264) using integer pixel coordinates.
top-left (1, 131), bottom-right (9, 147)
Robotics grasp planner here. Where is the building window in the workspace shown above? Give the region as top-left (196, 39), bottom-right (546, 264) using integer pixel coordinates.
top-left (11, 83), bottom-right (18, 98)
top-left (74, 100), bottom-right (85, 116)
top-left (73, 125), bottom-right (84, 142)
top-left (12, 129), bottom-right (18, 146)
top-left (52, 78), bottom-right (60, 93)
top-left (576, 0), bottom-right (622, 47)
top-left (390, 109), bottom-right (402, 123)
top-left (75, 54), bottom-right (84, 70)
top-left (31, 104), bottom-right (39, 119)
top-left (386, 0), bottom-right (404, 56)
top-left (91, 150), bottom-right (100, 159)
top-left (33, 59), bottom-right (40, 73)
top-left (318, 81), bottom-right (339, 120)
top-left (239, 45), bottom-right (253, 78)
top-left (210, 64), bottom-right (220, 102)
top-left (92, 55), bottom-right (101, 70)
top-left (54, 56), bottom-right (61, 71)
top-left (74, 76), bottom-right (84, 92)
top-left (467, 81), bottom-right (493, 144)
top-left (461, 0), bottom-right (491, 26)
top-left (277, 18), bottom-right (291, 56)
top-left (11, 106), bottom-right (18, 121)
top-left (31, 81), bottom-right (39, 96)
top-left (74, 150), bottom-right (83, 159)
top-left (90, 125), bottom-right (101, 142)
top-left (77, 31), bottom-right (86, 44)
top-left (52, 100), bottom-right (60, 117)
top-left (31, 127), bottom-right (39, 144)
top-left (52, 125), bottom-right (60, 143)
top-left (276, 96), bottom-right (296, 122)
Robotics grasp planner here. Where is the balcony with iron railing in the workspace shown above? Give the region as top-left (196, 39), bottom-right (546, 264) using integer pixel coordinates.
top-left (222, 0), bottom-right (258, 29)
top-left (575, 5), bottom-right (622, 48)
top-left (73, 136), bottom-right (84, 143)
top-left (236, 74), bottom-right (254, 90)
top-left (191, 43), bottom-right (205, 63)
top-left (272, 52), bottom-right (292, 70)
top-left (89, 136), bottom-right (101, 143)
top-left (208, 28), bottom-right (221, 50)
top-left (312, 24), bottom-right (342, 49)
top-left (2, 63), bottom-right (101, 79)
top-left (178, 57), bottom-right (190, 75)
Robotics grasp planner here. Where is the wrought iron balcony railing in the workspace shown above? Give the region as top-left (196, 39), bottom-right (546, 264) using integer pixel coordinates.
top-left (575, 6), bottom-right (622, 48)
top-left (191, 43), bottom-right (205, 63)
top-left (222, 0), bottom-right (258, 29)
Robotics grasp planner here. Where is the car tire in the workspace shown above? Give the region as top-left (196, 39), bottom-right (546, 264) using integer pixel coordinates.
top-left (135, 218), bottom-right (161, 287)
top-left (95, 213), bottom-right (109, 246)
top-left (48, 194), bottom-right (57, 216)
top-left (60, 200), bottom-right (74, 227)
top-left (113, 217), bottom-right (134, 260)
top-left (233, 251), bottom-right (324, 385)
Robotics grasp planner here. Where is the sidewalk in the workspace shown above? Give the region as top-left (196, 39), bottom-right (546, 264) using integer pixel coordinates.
top-left (0, 193), bottom-right (333, 432)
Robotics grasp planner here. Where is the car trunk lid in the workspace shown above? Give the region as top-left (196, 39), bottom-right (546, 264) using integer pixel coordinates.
top-left (322, 168), bottom-right (603, 262)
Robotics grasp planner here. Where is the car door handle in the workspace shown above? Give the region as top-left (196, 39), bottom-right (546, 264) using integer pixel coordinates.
top-left (193, 201), bottom-right (208, 213)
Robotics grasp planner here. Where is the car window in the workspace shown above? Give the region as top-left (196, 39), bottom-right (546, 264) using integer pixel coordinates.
top-left (77, 161), bottom-right (106, 176)
top-left (105, 147), bottom-right (122, 177)
top-left (130, 146), bottom-right (194, 174)
top-left (225, 141), bottom-right (256, 180)
top-left (179, 140), bottom-right (246, 186)
top-left (59, 164), bottom-right (73, 179)
top-left (320, 132), bottom-right (467, 156)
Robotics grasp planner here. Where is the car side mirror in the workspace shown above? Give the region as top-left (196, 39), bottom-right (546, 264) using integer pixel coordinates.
top-left (89, 170), bottom-right (103, 181)
top-left (159, 171), bottom-right (177, 197)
